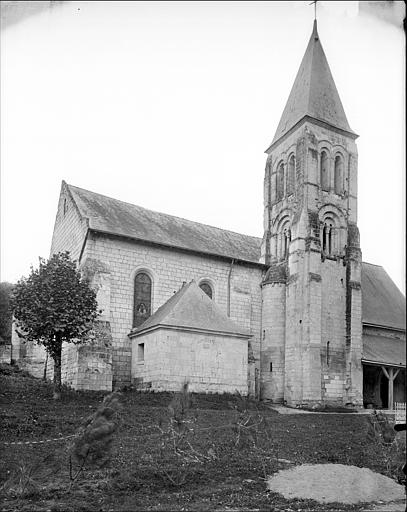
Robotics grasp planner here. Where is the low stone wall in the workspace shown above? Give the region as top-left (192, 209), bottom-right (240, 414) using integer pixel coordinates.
top-left (12, 322), bottom-right (113, 392)
top-left (0, 345), bottom-right (11, 364)
top-left (18, 342), bottom-right (47, 379)
top-left (61, 321), bottom-right (113, 392)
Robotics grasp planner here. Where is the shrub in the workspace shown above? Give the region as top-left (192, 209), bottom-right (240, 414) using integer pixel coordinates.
top-left (68, 391), bottom-right (122, 485)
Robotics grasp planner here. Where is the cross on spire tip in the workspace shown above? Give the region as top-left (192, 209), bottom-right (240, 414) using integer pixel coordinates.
top-left (309, 0), bottom-right (318, 22)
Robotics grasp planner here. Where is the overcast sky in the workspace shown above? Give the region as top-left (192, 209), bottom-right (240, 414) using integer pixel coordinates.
top-left (1, 1), bottom-right (405, 292)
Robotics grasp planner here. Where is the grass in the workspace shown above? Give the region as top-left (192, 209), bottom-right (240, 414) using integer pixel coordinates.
top-left (0, 364), bottom-right (404, 511)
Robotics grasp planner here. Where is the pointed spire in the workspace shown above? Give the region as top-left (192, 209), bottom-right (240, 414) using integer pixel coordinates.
top-left (312, 19), bottom-right (318, 39)
top-left (267, 22), bottom-right (357, 151)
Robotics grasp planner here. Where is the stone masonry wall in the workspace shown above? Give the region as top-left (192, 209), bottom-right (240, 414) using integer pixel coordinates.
top-left (55, 322), bottom-right (113, 391)
top-left (320, 258), bottom-right (347, 402)
top-left (261, 281), bottom-right (286, 402)
top-left (82, 233), bottom-right (264, 388)
top-left (132, 329), bottom-right (248, 395)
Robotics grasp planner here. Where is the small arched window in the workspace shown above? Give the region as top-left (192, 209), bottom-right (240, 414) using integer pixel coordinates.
top-left (322, 222), bottom-right (334, 256)
top-left (322, 224), bottom-right (327, 253)
top-left (287, 155), bottom-right (295, 195)
top-left (133, 272), bottom-right (152, 328)
top-left (334, 155), bottom-right (344, 195)
top-left (199, 281), bottom-right (213, 299)
top-left (276, 162), bottom-right (285, 200)
top-left (283, 228), bottom-right (291, 259)
top-left (320, 151), bottom-right (329, 191)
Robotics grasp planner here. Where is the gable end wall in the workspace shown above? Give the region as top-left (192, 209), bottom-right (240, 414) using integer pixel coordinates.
top-left (50, 184), bottom-right (88, 260)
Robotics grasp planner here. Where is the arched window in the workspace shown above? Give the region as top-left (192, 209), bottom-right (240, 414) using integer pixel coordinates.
top-left (133, 272), bottom-right (152, 328)
top-left (322, 222), bottom-right (334, 256)
top-left (276, 162), bottom-right (285, 200)
top-left (283, 228), bottom-right (291, 259)
top-left (328, 225), bottom-right (333, 254)
top-left (334, 155), bottom-right (344, 195)
top-left (199, 281), bottom-right (213, 299)
top-left (320, 151), bottom-right (329, 191)
top-left (322, 224), bottom-right (327, 253)
top-left (287, 155), bottom-right (295, 195)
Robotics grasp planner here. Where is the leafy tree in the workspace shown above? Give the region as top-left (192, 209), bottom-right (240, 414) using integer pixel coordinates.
top-left (0, 282), bottom-right (14, 344)
top-left (11, 252), bottom-right (100, 399)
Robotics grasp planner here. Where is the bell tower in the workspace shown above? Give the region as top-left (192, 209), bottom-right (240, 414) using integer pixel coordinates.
top-left (260, 21), bottom-right (363, 407)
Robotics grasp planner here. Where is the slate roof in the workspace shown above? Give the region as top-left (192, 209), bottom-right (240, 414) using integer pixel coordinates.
top-left (130, 280), bottom-right (250, 338)
top-left (269, 21), bottom-right (356, 148)
top-left (362, 334), bottom-right (406, 367)
top-left (66, 183), bottom-right (262, 265)
top-left (361, 263), bottom-right (406, 331)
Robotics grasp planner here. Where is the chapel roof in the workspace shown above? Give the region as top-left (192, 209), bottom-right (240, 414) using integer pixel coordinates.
top-left (361, 262), bottom-right (406, 331)
top-left (130, 280), bottom-right (250, 338)
top-left (268, 21), bottom-right (356, 149)
top-left (66, 182), bottom-right (262, 265)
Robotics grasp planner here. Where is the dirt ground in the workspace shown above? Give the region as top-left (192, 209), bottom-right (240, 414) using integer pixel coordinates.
top-left (1, 366), bottom-right (406, 511)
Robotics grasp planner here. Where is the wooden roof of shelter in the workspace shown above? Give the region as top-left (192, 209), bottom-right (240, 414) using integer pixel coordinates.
top-left (362, 334), bottom-right (405, 368)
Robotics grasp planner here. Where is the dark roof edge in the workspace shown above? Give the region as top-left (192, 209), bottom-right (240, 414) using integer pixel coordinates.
top-left (266, 115), bottom-right (359, 154)
top-left (361, 359), bottom-right (406, 368)
top-left (363, 322), bottom-right (406, 333)
top-left (89, 228), bottom-right (268, 268)
top-left (128, 323), bottom-right (252, 339)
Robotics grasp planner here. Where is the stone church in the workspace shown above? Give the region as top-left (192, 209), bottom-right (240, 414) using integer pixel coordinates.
top-left (13, 21), bottom-right (405, 408)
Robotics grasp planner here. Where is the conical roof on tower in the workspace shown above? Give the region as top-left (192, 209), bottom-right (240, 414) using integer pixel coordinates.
top-left (267, 21), bottom-right (357, 151)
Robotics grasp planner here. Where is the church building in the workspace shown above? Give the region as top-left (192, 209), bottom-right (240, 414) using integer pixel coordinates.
top-left (14, 21), bottom-right (405, 408)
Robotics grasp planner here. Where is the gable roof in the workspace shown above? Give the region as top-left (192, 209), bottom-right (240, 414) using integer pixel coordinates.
top-left (65, 182), bottom-right (263, 265)
top-left (130, 280), bottom-right (250, 338)
top-left (269, 21), bottom-right (356, 149)
top-left (361, 263), bottom-right (406, 331)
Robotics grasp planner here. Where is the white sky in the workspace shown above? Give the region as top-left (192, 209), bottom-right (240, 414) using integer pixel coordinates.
top-left (1, 1), bottom-right (405, 293)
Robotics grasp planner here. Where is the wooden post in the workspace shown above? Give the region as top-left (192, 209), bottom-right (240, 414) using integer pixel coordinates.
top-left (381, 366), bottom-right (400, 410)
top-left (388, 367), bottom-right (394, 410)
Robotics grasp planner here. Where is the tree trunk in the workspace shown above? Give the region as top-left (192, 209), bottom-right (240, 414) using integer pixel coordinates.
top-left (53, 337), bottom-right (62, 400)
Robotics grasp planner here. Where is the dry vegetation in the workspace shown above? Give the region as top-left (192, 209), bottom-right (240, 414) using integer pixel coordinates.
top-left (0, 364), bottom-right (404, 511)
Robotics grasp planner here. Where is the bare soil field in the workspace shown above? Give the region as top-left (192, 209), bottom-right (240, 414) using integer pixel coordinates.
top-left (0, 364), bottom-right (404, 511)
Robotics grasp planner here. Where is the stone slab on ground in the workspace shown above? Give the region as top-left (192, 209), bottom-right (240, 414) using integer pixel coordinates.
top-left (268, 405), bottom-right (373, 415)
top-left (267, 463), bottom-right (405, 505)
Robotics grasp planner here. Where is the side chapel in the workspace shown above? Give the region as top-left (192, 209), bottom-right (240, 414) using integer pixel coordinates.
top-left (13, 21), bottom-right (406, 408)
